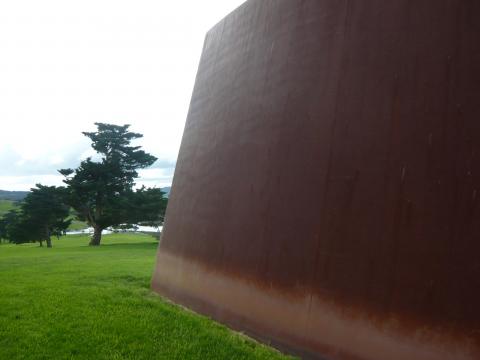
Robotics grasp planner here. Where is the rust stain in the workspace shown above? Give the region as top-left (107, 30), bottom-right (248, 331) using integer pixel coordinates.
top-left (153, 0), bottom-right (480, 358)
top-left (153, 251), bottom-right (478, 360)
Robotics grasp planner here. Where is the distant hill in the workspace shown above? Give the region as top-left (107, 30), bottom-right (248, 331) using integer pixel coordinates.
top-left (0, 187), bottom-right (170, 202)
top-left (0, 190), bottom-right (29, 202)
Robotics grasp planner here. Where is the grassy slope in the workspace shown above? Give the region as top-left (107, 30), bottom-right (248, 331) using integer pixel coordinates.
top-left (0, 199), bottom-right (15, 216)
top-left (67, 219), bottom-right (89, 231)
top-left (0, 202), bottom-right (88, 231)
top-left (0, 234), bottom-right (293, 360)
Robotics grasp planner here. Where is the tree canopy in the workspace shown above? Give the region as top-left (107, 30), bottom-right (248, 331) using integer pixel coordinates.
top-left (0, 185), bottom-right (71, 247)
top-left (59, 123), bottom-right (167, 246)
top-left (0, 209), bottom-right (19, 243)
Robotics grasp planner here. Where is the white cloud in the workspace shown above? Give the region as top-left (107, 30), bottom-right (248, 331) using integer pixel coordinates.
top-left (0, 0), bottom-right (246, 190)
top-left (0, 175), bottom-right (65, 191)
top-left (136, 168), bottom-right (175, 188)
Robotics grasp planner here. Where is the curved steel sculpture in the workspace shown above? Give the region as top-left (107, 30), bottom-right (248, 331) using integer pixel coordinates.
top-left (152, 0), bottom-right (480, 358)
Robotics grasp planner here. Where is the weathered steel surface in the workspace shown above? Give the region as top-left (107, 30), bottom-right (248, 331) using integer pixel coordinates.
top-left (152, 0), bottom-right (480, 358)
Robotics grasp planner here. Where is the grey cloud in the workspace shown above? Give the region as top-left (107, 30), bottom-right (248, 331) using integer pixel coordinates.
top-left (0, 142), bottom-right (91, 177)
top-left (0, 144), bottom-right (177, 178)
top-left (150, 158), bottom-right (176, 170)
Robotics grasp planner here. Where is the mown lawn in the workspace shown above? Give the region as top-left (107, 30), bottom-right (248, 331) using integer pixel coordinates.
top-left (0, 234), bottom-right (293, 360)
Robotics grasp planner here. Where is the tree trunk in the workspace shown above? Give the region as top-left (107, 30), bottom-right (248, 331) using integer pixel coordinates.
top-left (39, 240), bottom-right (43, 247)
top-left (89, 226), bottom-right (102, 246)
top-left (45, 227), bottom-right (52, 248)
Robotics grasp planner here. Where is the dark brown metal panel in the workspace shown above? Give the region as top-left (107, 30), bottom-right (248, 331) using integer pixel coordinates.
top-left (152, 0), bottom-right (480, 358)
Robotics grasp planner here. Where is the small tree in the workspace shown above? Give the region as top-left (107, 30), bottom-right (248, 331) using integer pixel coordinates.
top-left (2, 185), bottom-right (71, 247)
top-left (0, 209), bottom-right (19, 243)
top-left (59, 123), bottom-right (167, 246)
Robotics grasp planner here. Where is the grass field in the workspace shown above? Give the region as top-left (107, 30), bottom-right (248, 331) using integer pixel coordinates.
top-left (0, 201), bottom-right (88, 231)
top-left (67, 219), bottom-right (89, 231)
top-left (0, 233), bottom-right (293, 360)
top-left (0, 199), bottom-right (15, 216)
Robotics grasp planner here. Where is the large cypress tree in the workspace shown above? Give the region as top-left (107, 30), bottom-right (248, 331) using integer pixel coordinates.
top-left (59, 123), bottom-right (167, 246)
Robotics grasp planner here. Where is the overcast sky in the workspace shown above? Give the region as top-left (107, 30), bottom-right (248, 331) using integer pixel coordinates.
top-left (0, 0), bottom-right (246, 191)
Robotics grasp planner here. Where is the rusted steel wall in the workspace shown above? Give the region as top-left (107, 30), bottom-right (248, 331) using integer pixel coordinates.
top-left (152, 0), bottom-right (480, 358)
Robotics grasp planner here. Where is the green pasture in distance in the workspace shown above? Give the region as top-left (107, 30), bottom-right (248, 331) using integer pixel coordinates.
top-left (0, 200), bottom-right (15, 216)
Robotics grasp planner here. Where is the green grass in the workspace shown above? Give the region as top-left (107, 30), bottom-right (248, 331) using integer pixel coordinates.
top-left (0, 233), bottom-right (293, 360)
top-left (67, 219), bottom-right (89, 231)
top-left (0, 203), bottom-right (88, 231)
top-left (0, 199), bottom-right (15, 216)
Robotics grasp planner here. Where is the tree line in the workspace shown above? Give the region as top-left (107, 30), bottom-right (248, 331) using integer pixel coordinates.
top-left (0, 123), bottom-right (167, 247)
